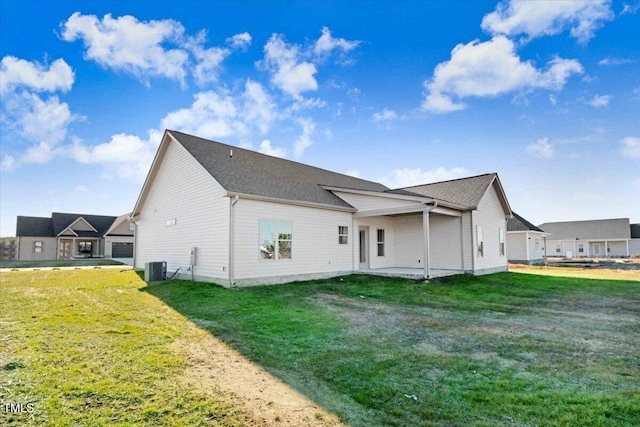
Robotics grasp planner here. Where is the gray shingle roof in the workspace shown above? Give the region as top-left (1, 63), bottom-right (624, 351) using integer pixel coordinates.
top-left (507, 212), bottom-right (545, 232)
top-left (538, 218), bottom-right (631, 240)
top-left (16, 216), bottom-right (54, 237)
top-left (52, 213), bottom-right (117, 237)
top-left (17, 213), bottom-right (120, 237)
top-left (170, 130), bottom-right (389, 209)
top-left (391, 173), bottom-right (498, 209)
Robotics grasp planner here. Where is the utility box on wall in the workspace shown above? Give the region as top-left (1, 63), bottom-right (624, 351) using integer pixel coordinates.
top-left (145, 261), bottom-right (166, 282)
top-left (189, 247), bottom-right (197, 266)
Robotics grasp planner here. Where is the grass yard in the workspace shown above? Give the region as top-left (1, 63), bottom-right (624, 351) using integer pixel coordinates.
top-left (2, 269), bottom-right (639, 426)
top-left (0, 269), bottom-right (248, 426)
top-left (0, 259), bottom-right (127, 269)
top-left (145, 272), bottom-right (640, 427)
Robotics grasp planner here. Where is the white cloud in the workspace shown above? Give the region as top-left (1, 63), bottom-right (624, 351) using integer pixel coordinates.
top-left (314, 26), bottom-right (360, 62)
top-left (621, 3), bottom-right (640, 15)
top-left (526, 137), bottom-right (554, 158)
top-left (242, 80), bottom-right (276, 134)
top-left (293, 117), bottom-right (315, 157)
top-left (67, 131), bottom-right (161, 180)
top-left (226, 32), bottom-right (252, 50)
top-left (61, 12), bottom-right (190, 86)
top-left (61, 13), bottom-right (250, 87)
top-left (0, 56), bottom-right (74, 94)
top-left (379, 167), bottom-right (470, 189)
top-left (188, 41), bottom-right (230, 86)
top-left (372, 108), bottom-right (398, 122)
top-left (344, 169), bottom-right (361, 178)
top-left (262, 33), bottom-right (318, 99)
top-left (620, 136), bottom-right (640, 158)
top-left (0, 55), bottom-right (78, 169)
top-left (422, 36), bottom-right (583, 113)
top-left (585, 94), bottom-right (612, 107)
top-left (74, 185), bottom-right (88, 193)
top-left (160, 90), bottom-right (246, 139)
top-left (598, 57), bottom-right (632, 66)
top-left (258, 139), bottom-right (286, 158)
top-left (1, 155), bottom-right (15, 172)
top-left (481, 0), bottom-right (614, 43)
top-left (549, 94), bottom-right (557, 105)
top-left (260, 28), bottom-right (361, 99)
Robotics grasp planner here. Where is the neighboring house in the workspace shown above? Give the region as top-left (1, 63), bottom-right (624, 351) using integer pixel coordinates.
top-left (539, 218), bottom-right (640, 258)
top-left (506, 212), bottom-right (549, 264)
top-left (131, 130), bottom-right (512, 286)
top-left (16, 212), bottom-right (134, 261)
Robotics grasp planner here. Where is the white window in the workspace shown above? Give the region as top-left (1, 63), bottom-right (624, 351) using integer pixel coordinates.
top-left (129, 223), bottom-right (135, 231)
top-left (165, 218), bottom-right (177, 227)
top-left (338, 226), bottom-right (348, 245)
top-left (499, 228), bottom-right (505, 256)
top-left (260, 220), bottom-right (292, 260)
top-left (377, 229), bottom-right (385, 256)
top-left (34, 241), bottom-right (43, 253)
top-left (578, 243), bottom-right (584, 253)
top-left (477, 226), bottom-right (484, 257)
top-left (556, 244), bottom-right (561, 254)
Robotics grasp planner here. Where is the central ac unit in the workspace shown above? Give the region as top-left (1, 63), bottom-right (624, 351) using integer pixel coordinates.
top-left (145, 261), bottom-right (167, 282)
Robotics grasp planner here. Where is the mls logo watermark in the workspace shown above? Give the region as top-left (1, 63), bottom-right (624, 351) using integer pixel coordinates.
top-left (3, 402), bottom-right (35, 414)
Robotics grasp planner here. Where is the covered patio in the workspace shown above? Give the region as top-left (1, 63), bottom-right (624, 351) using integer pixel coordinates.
top-left (359, 267), bottom-right (463, 280)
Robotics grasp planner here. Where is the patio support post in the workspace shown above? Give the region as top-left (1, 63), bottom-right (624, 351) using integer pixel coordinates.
top-left (422, 202), bottom-right (437, 280)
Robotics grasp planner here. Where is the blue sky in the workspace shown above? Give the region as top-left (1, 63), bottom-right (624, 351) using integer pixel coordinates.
top-left (1, 0), bottom-right (638, 237)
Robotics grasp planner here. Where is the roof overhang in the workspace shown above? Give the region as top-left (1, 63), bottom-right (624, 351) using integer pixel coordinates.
top-left (225, 191), bottom-right (357, 213)
top-left (322, 185), bottom-right (469, 211)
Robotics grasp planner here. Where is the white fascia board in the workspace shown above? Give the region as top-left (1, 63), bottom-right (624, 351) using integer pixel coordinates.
top-left (224, 191), bottom-right (357, 213)
top-left (322, 185), bottom-right (432, 203)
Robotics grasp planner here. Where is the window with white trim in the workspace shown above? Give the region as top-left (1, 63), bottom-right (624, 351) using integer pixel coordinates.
top-left (477, 226), bottom-right (484, 257)
top-left (578, 243), bottom-right (584, 253)
top-left (377, 229), bottom-right (385, 256)
top-left (338, 226), bottom-right (348, 245)
top-left (499, 228), bottom-right (505, 256)
top-left (129, 223), bottom-right (135, 231)
top-left (165, 218), bottom-right (177, 227)
top-left (260, 220), bottom-right (292, 260)
top-left (555, 244), bottom-right (561, 254)
top-left (34, 241), bottom-right (43, 253)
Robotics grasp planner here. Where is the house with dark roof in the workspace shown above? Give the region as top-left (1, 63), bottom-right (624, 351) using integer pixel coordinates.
top-left (131, 130), bottom-right (512, 286)
top-left (506, 212), bottom-right (549, 264)
top-left (538, 218), bottom-right (640, 258)
top-left (16, 212), bottom-right (134, 261)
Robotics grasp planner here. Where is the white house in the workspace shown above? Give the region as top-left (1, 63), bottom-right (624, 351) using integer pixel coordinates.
top-left (131, 130), bottom-right (513, 286)
top-left (506, 212), bottom-right (549, 265)
top-left (539, 218), bottom-right (640, 258)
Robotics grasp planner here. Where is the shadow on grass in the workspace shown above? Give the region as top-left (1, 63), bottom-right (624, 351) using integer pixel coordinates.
top-left (141, 273), bottom-right (640, 427)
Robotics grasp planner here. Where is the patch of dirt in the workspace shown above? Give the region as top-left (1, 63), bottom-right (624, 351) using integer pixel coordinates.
top-left (173, 324), bottom-right (346, 427)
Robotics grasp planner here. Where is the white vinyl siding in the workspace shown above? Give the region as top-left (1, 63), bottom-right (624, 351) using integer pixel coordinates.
top-left (471, 183), bottom-right (508, 273)
top-left (506, 231), bottom-right (546, 263)
top-left (233, 199), bottom-right (353, 281)
top-left (134, 139), bottom-right (230, 281)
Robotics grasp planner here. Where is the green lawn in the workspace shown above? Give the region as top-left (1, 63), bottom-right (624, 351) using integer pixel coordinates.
top-left (0, 259), bottom-right (126, 269)
top-left (2, 270), bottom-right (639, 426)
top-left (0, 269), bottom-right (245, 426)
top-left (145, 272), bottom-right (640, 427)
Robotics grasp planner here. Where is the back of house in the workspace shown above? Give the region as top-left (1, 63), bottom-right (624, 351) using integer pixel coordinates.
top-left (131, 130), bottom-right (513, 286)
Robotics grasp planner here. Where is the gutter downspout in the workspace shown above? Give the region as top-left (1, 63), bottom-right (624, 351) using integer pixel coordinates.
top-left (229, 195), bottom-right (240, 287)
top-left (422, 202), bottom-right (438, 280)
